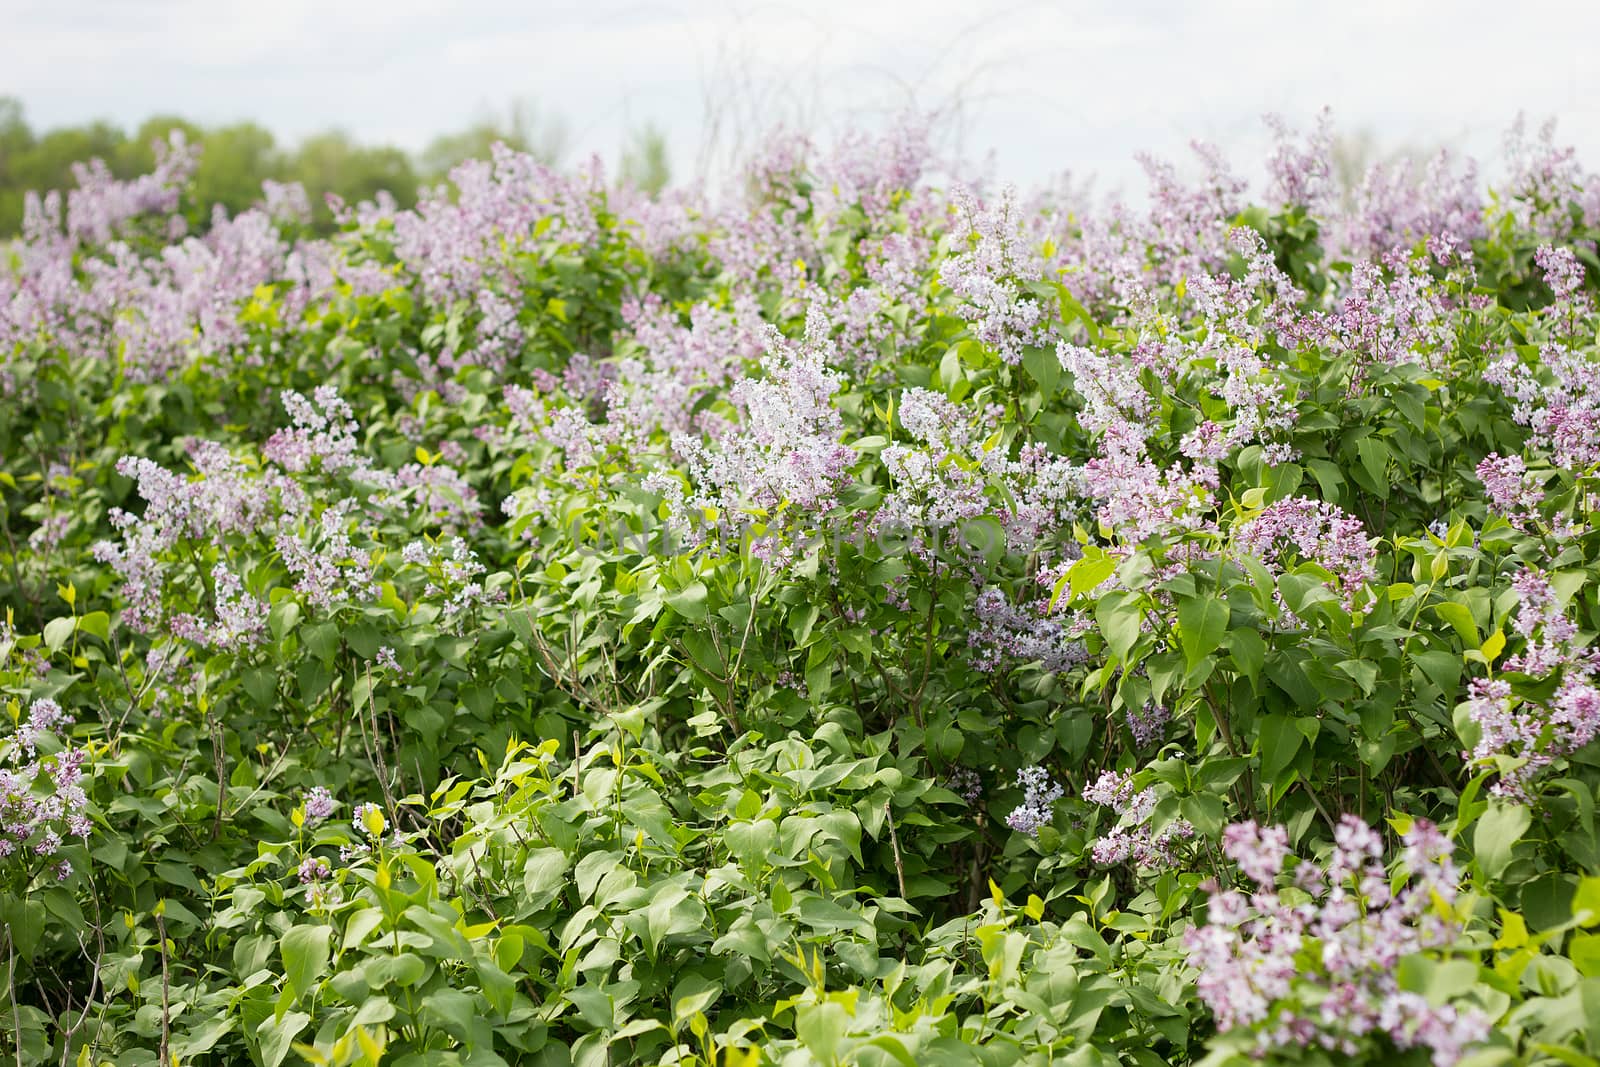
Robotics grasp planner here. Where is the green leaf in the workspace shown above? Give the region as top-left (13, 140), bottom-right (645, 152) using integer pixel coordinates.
top-left (1336, 658), bottom-right (1378, 696)
top-left (1095, 591), bottom-right (1142, 664)
top-left (1573, 877), bottom-right (1600, 927)
top-left (1355, 437), bottom-right (1391, 499)
top-left (1475, 801), bottom-right (1531, 882)
top-left (796, 1001), bottom-right (850, 1064)
top-left (268, 599), bottom-right (301, 641)
top-left (1395, 955), bottom-right (1480, 1002)
top-left (280, 924), bottom-right (332, 1001)
top-left (258, 1010), bottom-right (310, 1067)
top-left (672, 975), bottom-right (723, 1026)
top-left (938, 345), bottom-right (961, 394)
top-left (421, 988), bottom-right (484, 1041)
top-left (1177, 596), bottom-right (1229, 671)
top-left (1414, 649), bottom-right (1462, 695)
top-left (242, 666), bottom-right (277, 709)
top-left (506, 607), bottom-right (536, 647)
top-left (76, 610), bottom-right (110, 642)
top-left (523, 848), bottom-right (570, 908)
top-left (1571, 932), bottom-right (1600, 977)
top-left (1433, 602), bottom-right (1480, 647)
top-left (642, 887), bottom-right (701, 956)
top-left (1258, 714), bottom-right (1304, 785)
top-left (1023, 345), bottom-right (1061, 397)
top-left (566, 985), bottom-right (617, 1029)
top-left (1226, 628), bottom-right (1266, 683)
top-left (42, 616), bottom-right (74, 653)
top-left (1065, 552), bottom-right (1117, 602)
top-left (665, 581), bottom-right (709, 621)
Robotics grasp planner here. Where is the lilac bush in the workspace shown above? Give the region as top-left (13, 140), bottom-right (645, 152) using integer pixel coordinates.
top-left (2, 109), bottom-right (1600, 1065)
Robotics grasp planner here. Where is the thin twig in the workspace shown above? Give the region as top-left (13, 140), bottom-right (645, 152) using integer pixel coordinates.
top-left (7, 927), bottom-right (21, 1067)
top-left (884, 801), bottom-right (908, 899)
top-left (1298, 778), bottom-right (1338, 835)
top-left (359, 669), bottom-right (399, 826)
top-left (156, 909), bottom-right (171, 1067)
top-left (58, 870), bottom-right (107, 1067)
top-left (210, 716), bottom-right (227, 841)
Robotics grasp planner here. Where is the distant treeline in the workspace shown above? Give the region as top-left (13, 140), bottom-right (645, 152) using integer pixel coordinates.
top-left (0, 97), bottom-right (670, 235)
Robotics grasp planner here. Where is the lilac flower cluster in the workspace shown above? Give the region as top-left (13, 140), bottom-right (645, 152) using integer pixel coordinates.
top-left (94, 386), bottom-right (483, 644)
top-left (1125, 703), bottom-right (1172, 748)
top-left (400, 536), bottom-right (501, 619)
top-left (938, 185), bottom-right (1052, 365)
top-left (61, 130), bottom-right (198, 246)
top-left (1501, 116), bottom-right (1600, 239)
top-left (872, 387), bottom-right (996, 556)
top-left (390, 460), bottom-right (483, 532)
top-left (390, 143), bottom-right (602, 310)
top-left (945, 767), bottom-right (983, 805)
top-left (339, 802), bottom-right (389, 863)
top-left (1003, 765), bottom-right (1063, 837)
top-left (1053, 339), bottom-right (1225, 544)
top-left (2, 132), bottom-right (303, 388)
top-left (1317, 248), bottom-right (1461, 391)
top-left (1181, 229), bottom-right (1305, 452)
top-left (672, 308), bottom-right (856, 560)
top-left (373, 646), bottom-right (405, 676)
top-left (1345, 152), bottom-right (1484, 260)
top-left (303, 786), bottom-right (337, 826)
top-left (966, 586), bottom-right (1088, 675)
top-left (1475, 453), bottom-right (1546, 532)
top-left (264, 387), bottom-right (388, 483)
top-left (1465, 567), bottom-right (1600, 799)
top-left (288, 791), bottom-right (393, 907)
top-left (275, 501), bottom-right (379, 611)
top-left (93, 441), bottom-right (274, 638)
top-left (1484, 342), bottom-right (1600, 475)
top-left (1235, 497), bottom-right (1377, 611)
top-left (1, 699), bottom-right (91, 883)
top-left (1082, 770), bottom-right (1193, 869)
top-left (298, 856), bottom-right (332, 884)
top-left (1186, 816), bottom-right (1489, 1066)
top-left (1535, 244), bottom-right (1586, 304)
top-left (606, 295), bottom-right (766, 442)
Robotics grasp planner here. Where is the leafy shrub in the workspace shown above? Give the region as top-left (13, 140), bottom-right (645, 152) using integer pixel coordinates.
top-left (2, 111), bottom-right (1600, 1066)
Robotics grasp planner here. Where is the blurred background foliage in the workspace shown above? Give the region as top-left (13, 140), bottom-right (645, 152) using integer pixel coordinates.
top-left (0, 95), bottom-right (672, 235)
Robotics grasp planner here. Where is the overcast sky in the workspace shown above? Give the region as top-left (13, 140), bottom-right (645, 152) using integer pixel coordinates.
top-left (4, 0), bottom-right (1598, 194)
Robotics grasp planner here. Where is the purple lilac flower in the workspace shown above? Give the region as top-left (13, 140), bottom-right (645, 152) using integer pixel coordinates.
top-left (1084, 770), bottom-right (1193, 870)
top-left (1004, 766), bottom-right (1063, 837)
top-left (670, 305), bottom-right (855, 562)
top-left (939, 184), bottom-right (1052, 365)
top-left (303, 787), bottom-right (336, 826)
top-left (374, 647), bottom-right (404, 675)
top-left (1235, 497), bottom-right (1376, 611)
top-left (946, 768), bottom-right (983, 804)
top-left (298, 856), bottom-right (331, 883)
top-left (1187, 816), bottom-right (1489, 1066)
top-left (1476, 453), bottom-right (1544, 528)
top-left (1484, 343), bottom-right (1600, 474)
top-left (1126, 703), bottom-right (1171, 747)
top-left (2, 699), bottom-right (93, 880)
top-left (1466, 567), bottom-right (1600, 799)
top-left (1221, 820), bottom-right (1291, 886)
top-left (1535, 244), bottom-right (1585, 303)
